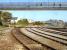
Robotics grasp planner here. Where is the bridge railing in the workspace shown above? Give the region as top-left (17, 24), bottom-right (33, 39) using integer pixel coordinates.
top-left (0, 2), bottom-right (67, 10)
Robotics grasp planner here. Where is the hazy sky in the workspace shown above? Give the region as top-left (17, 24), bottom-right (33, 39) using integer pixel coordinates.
top-left (0, 0), bottom-right (67, 2)
top-left (3, 10), bottom-right (67, 22)
top-left (0, 0), bottom-right (67, 22)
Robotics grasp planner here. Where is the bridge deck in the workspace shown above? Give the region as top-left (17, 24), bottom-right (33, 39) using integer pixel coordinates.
top-left (0, 2), bottom-right (67, 10)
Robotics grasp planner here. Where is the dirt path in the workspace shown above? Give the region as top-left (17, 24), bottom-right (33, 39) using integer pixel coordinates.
top-left (0, 28), bottom-right (26, 50)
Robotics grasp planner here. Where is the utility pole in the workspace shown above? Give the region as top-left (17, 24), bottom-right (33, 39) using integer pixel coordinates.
top-left (59, 0), bottom-right (61, 8)
top-left (53, 2), bottom-right (55, 8)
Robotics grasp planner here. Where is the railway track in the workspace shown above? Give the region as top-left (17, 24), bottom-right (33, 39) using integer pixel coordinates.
top-left (29, 28), bottom-right (67, 44)
top-left (37, 27), bottom-right (67, 36)
top-left (11, 28), bottom-right (54, 50)
top-left (21, 28), bottom-right (67, 50)
top-left (48, 28), bottom-right (67, 32)
top-left (32, 28), bottom-right (67, 40)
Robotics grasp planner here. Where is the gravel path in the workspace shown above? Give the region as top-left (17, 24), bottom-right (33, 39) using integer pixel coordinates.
top-left (0, 28), bottom-right (26, 50)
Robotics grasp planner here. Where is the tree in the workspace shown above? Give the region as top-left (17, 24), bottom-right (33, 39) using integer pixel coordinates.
top-left (33, 21), bottom-right (44, 25)
top-left (64, 22), bottom-right (67, 28)
top-left (2, 12), bottom-right (12, 22)
top-left (0, 11), bottom-right (2, 25)
top-left (0, 11), bottom-right (12, 26)
top-left (17, 19), bottom-right (29, 26)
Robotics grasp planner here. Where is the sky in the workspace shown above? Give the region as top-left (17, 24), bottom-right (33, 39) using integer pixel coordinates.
top-left (0, 0), bottom-right (67, 22)
top-left (2, 10), bottom-right (67, 22)
top-left (0, 0), bottom-right (67, 2)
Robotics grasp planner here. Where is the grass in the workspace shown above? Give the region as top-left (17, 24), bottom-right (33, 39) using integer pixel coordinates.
top-left (15, 24), bottom-right (28, 28)
top-left (0, 26), bottom-right (6, 29)
top-left (0, 26), bottom-right (6, 36)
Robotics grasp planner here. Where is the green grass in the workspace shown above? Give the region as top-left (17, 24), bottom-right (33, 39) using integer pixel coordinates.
top-left (0, 26), bottom-right (6, 36)
top-left (0, 26), bottom-right (6, 29)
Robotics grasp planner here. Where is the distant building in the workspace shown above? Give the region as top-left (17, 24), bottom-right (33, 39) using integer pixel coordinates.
top-left (45, 20), bottom-right (65, 28)
top-left (28, 19), bottom-right (34, 23)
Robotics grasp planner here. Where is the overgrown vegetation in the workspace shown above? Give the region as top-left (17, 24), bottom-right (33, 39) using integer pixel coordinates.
top-left (32, 21), bottom-right (44, 26)
top-left (0, 11), bottom-right (67, 28)
top-left (45, 19), bottom-right (66, 28)
top-left (17, 19), bottom-right (67, 28)
top-left (17, 19), bottom-right (29, 27)
top-left (0, 11), bottom-right (12, 26)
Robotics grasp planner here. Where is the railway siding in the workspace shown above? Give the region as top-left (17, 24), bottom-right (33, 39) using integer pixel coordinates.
top-left (20, 28), bottom-right (67, 50)
top-left (35, 28), bottom-right (67, 40)
top-left (38, 28), bottom-right (67, 36)
top-left (29, 28), bottom-right (67, 45)
top-left (11, 28), bottom-right (44, 50)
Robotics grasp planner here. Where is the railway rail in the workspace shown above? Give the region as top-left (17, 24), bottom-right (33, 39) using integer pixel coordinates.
top-left (11, 28), bottom-right (54, 50)
top-left (48, 28), bottom-right (67, 32)
top-left (20, 27), bottom-right (67, 50)
top-left (29, 28), bottom-right (67, 45)
top-left (37, 27), bottom-right (67, 36)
